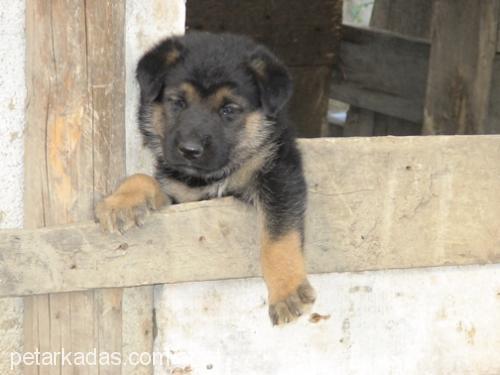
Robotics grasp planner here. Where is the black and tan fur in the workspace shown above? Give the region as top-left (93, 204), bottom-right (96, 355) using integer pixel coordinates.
top-left (96, 32), bottom-right (316, 325)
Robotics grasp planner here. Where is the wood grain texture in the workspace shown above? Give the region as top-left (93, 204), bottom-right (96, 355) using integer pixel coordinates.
top-left (4, 136), bottom-right (500, 298)
top-left (369, 0), bottom-right (433, 39)
top-left (498, 3), bottom-right (500, 52)
top-left (122, 287), bottom-right (154, 375)
top-left (331, 25), bottom-right (500, 133)
top-left (488, 56), bottom-right (500, 133)
top-left (288, 67), bottom-right (333, 138)
top-left (342, 0), bottom-right (432, 137)
top-left (423, 0), bottom-right (500, 134)
top-left (332, 25), bottom-right (429, 123)
top-left (22, 2), bottom-right (151, 374)
top-left (187, 0), bottom-right (341, 66)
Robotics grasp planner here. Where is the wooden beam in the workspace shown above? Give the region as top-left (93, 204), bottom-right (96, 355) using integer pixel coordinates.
top-left (288, 67), bottom-right (333, 138)
top-left (331, 25), bottom-right (500, 132)
top-left (331, 25), bottom-right (429, 123)
top-left (498, 3), bottom-right (500, 52)
top-left (423, 0), bottom-right (500, 134)
top-left (2, 136), bottom-right (500, 298)
top-left (489, 55), bottom-right (500, 133)
top-left (369, 0), bottom-right (433, 39)
top-left (23, 1), bottom-right (152, 374)
top-left (342, 0), bottom-right (433, 137)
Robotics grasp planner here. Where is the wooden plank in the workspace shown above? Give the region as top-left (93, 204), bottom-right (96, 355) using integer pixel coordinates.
top-left (186, 0), bottom-right (341, 66)
top-left (96, 289), bottom-right (123, 375)
top-left (69, 291), bottom-right (97, 375)
top-left (423, 0), bottom-right (500, 134)
top-left (331, 79), bottom-right (424, 123)
top-left (288, 67), bottom-right (332, 138)
top-left (488, 55), bottom-right (500, 133)
top-left (343, 0), bottom-right (432, 137)
top-left (331, 25), bottom-right (429, 123)
top-left (48, 293), bottom-right (72, 375)
top-left (369, 0), bottom-right (433, 39)
top-left (498, 3), bottom-right (500, 52)
top-left (122, 287), bottom-right (154, 375)
top-left (2, 136), bottom-right (500, 297)
top-left (23, 1), bottom-right (141, 374)
top-left (331, 25), bottom-right (500, 131)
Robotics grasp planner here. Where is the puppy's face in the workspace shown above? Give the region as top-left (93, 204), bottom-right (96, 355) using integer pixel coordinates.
top-left (136, 32), bottom-right (292, 180)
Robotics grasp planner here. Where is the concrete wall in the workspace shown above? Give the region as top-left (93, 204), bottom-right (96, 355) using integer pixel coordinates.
top-left (0, 2), bottom-right (26, 374)
top-left (125, 0), bottom-right (185, 175)
top-left (155, 266), bottom-right (500, 375)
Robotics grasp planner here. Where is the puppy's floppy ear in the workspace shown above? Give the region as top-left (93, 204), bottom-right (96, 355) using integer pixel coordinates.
top-left (248, 46), bottom-right (293, 117)
top-left (136, 38), bottom-right (183, 102)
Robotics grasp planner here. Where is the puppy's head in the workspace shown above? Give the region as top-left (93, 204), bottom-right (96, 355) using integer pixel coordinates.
top-left (136, 32), bottom-right (292, 181)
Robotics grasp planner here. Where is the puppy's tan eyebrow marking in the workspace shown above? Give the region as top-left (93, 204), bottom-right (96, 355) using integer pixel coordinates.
top-left (209, 86), bottom-right (247, 109)
top-left (165, 49), bottom-right (180, 65)
top-left (165, 83), bottom-right (200, 103)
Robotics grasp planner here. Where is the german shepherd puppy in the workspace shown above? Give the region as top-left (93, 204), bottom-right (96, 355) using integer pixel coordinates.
top-left (96, 32), bottom-right (316, 325)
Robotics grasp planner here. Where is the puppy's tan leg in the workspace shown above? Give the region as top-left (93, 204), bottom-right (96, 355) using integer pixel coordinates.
top-left (261, 229), bottom-right (316, 325)
top-left (95, 174), bottom-right (168, 233)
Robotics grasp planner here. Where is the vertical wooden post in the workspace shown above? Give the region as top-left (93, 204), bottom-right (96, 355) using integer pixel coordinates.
top-left (422, 0), bottom-right (500, 134)
top-left (24, 1), bottom-right (153, 374)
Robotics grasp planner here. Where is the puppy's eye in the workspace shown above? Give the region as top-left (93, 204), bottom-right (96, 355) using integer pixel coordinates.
top-left (219, 103), bottom-right (241, 119)
top-left (167, 97), bottom-right (186, 111)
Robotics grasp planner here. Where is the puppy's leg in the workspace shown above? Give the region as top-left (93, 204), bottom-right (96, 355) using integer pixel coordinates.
top-left (261, 227), bottom-right (316, 325)
top-left (258, 156), bottom-right (316, 325)
top-left (95, 174), bottom-right (168, 233)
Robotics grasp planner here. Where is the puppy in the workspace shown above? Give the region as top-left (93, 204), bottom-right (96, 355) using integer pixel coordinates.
top-left (96, 32), bottom-right (316, 325)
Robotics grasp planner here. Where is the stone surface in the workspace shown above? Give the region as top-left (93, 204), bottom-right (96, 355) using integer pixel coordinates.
top-left (0, 2), bottom-right (25, 374)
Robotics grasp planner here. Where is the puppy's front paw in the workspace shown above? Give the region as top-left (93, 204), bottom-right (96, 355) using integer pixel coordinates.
top-left (95, 174), bottom-right (167, 233)
top-left (269, 279), bottom-right (316, 325)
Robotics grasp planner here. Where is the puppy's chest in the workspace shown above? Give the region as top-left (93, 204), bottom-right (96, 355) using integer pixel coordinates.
top-left (164, 179), bottom-right (229, 203)
top-left (160, 150), bottom-right (271, 204)
top-left (161, 172), bottom-right (257, 204)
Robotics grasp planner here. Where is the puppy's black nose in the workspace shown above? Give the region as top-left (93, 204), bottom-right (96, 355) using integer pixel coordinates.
top-left (177, 141), bottom-right (203, 159)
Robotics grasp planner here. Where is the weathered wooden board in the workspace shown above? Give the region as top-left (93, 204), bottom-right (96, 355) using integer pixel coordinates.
top-left (489, 56), bottom-right (500, 134)
top-left (2, 136), bottom-right (500, 298)
top-left (288, 67), bottom-right (333, 138)
top-left (369, 0), bottom-right (433, 39)
top-left (331, 25), bottom-right (429, 123)
top-left (186, 0), bottom-right (341, 66)
top-left (23, 1), bottom-right (152, 374)
top-left (342, 0), bottom-right (432, 137)
top-left (331, 25), bottom-right (500, 133)
top-left (423, 0), bottom-right (500, 134)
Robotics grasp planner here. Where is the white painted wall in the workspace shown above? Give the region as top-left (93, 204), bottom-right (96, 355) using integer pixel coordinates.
top-left (125, 0), bottom-right (186, 175)
top-left (155, 266), bottom-right (500, 375)
top-left (0, 1), bottom-right (25, 229)
top-left (0, 2), bottom-right (25, 374)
